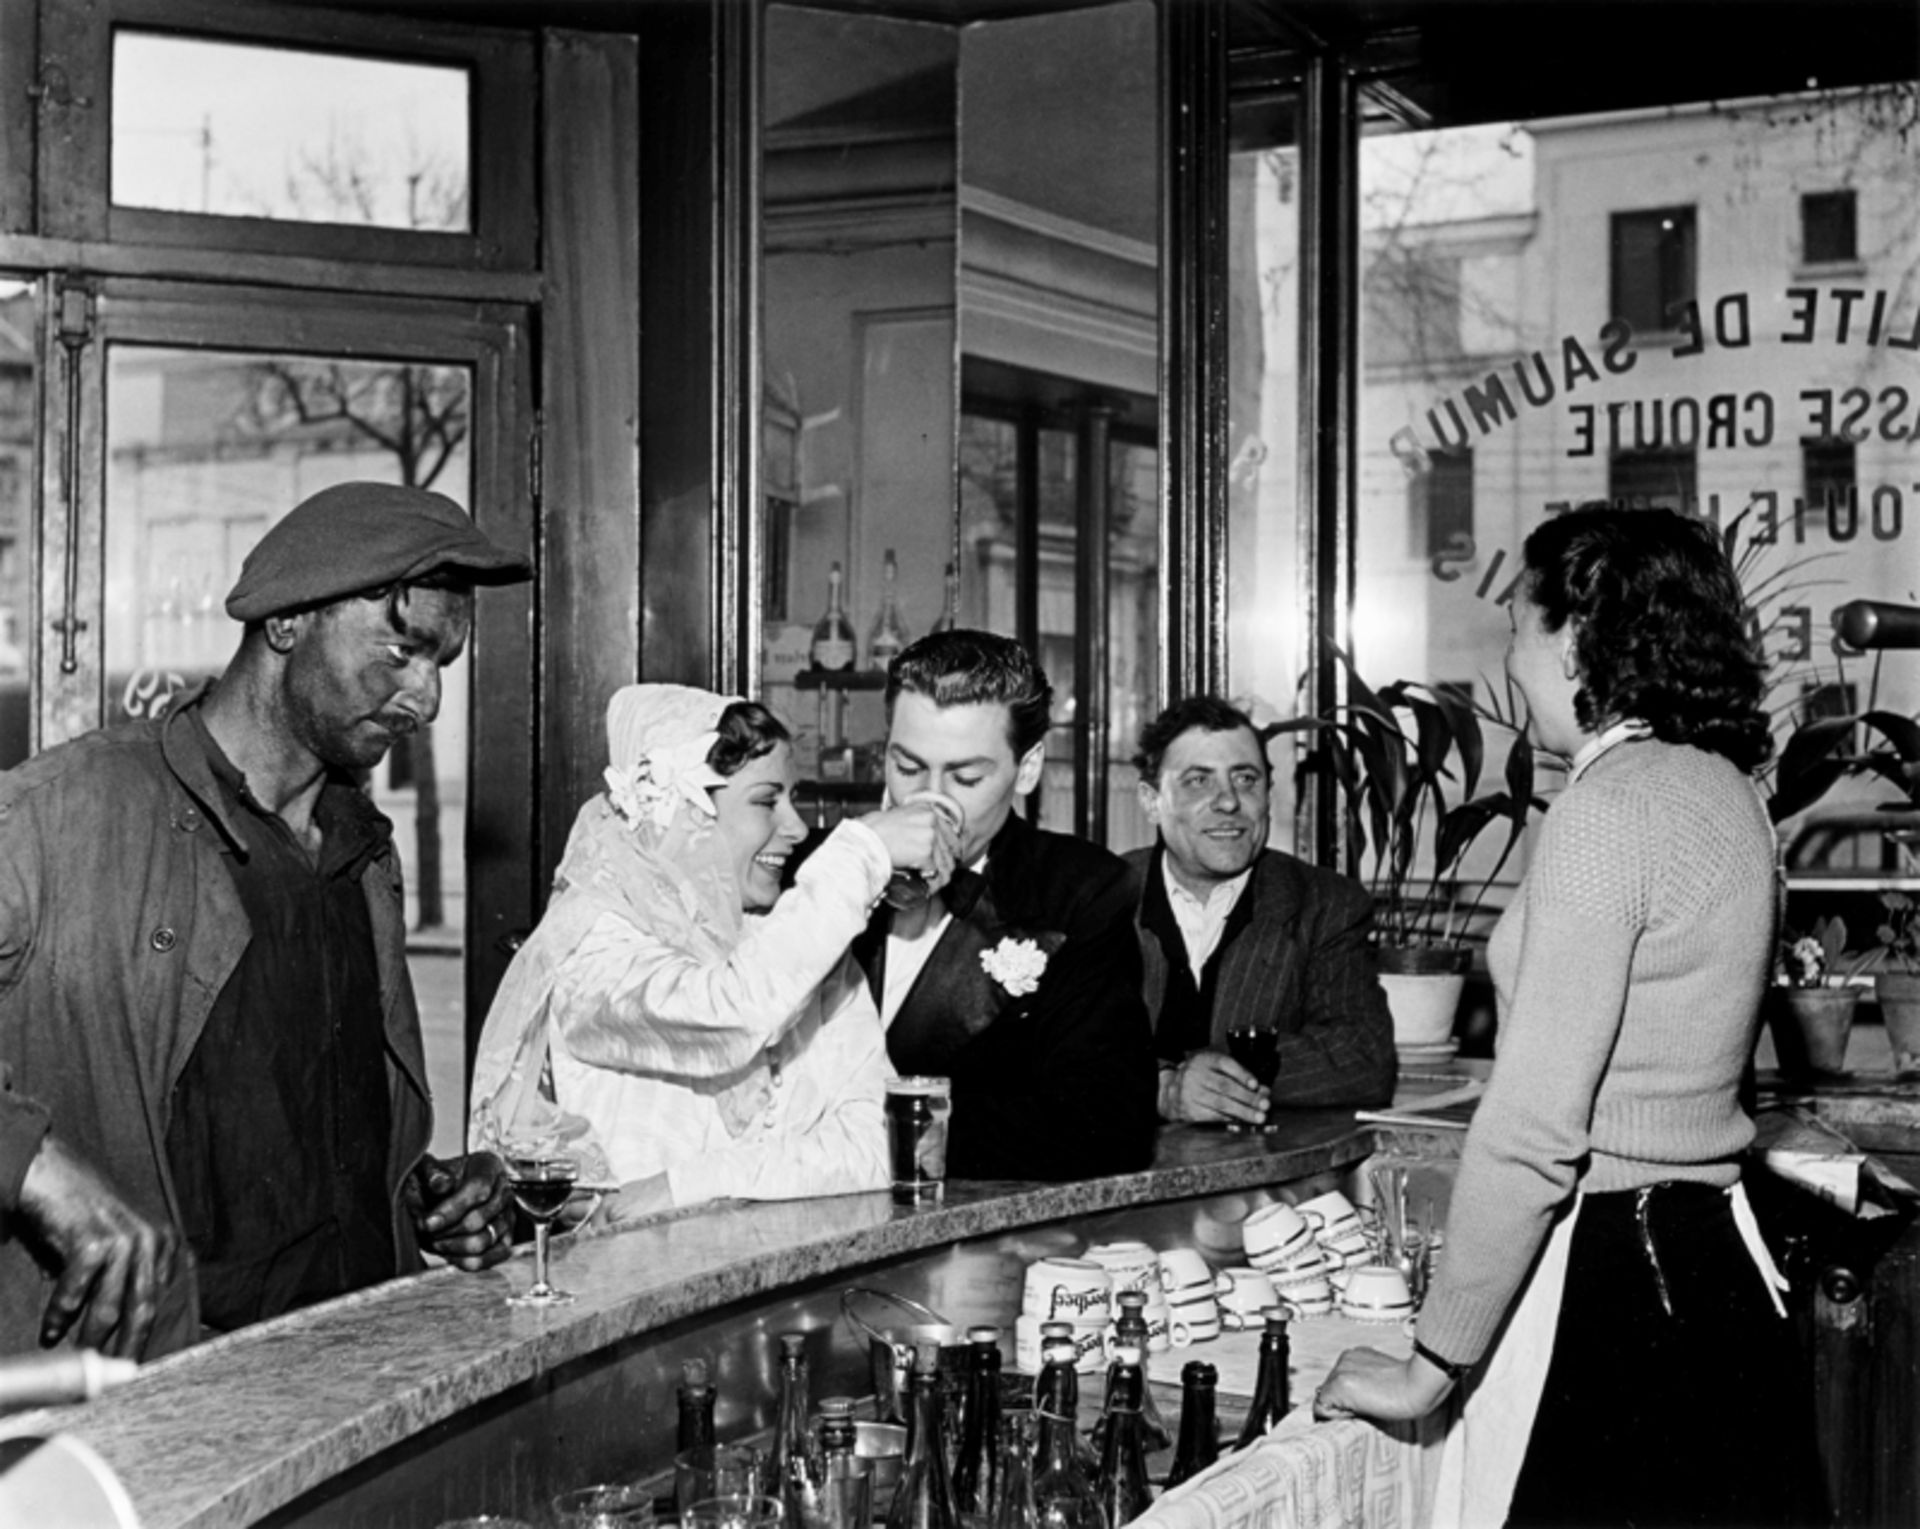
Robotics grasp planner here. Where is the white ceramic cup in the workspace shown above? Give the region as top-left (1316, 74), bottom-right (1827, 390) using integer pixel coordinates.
top-left (1023, 1257), bottom-right (1113, 1323)
top-left (1296, 1190), bottom-right (1363, 1242)
top-left (1241, 1202), bottom-right (1316, 1266)
top-left (1084, 1240), bottom-right (1160, 1295)
top-left (1213, 1266), bottom-right (1278, 1329)
top-left (1340, 1263), bottom-right (1416, 1320)
top-left (1157, 1247), bottom-right (1216, 1300)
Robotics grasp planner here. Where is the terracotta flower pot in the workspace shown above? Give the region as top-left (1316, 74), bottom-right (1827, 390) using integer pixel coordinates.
top-left (1874, 971), bottom-right (1920, 1076)
top-left (1769, 985), bottom-right (1860, 1077)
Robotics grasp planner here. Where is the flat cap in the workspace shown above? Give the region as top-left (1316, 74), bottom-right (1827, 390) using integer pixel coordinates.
top-left (225, 481), bottom-right (532, 622)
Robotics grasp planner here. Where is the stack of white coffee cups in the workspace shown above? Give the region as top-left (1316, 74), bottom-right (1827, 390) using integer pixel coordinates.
top-left (1015, 1257), bottom-right (1111, 1373)
top-left (1238, 1190), bottom-right (1373, 1319)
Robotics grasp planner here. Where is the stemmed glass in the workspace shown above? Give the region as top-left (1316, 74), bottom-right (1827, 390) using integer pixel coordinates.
top-left (505, 1152), bottom-right (581, 1306)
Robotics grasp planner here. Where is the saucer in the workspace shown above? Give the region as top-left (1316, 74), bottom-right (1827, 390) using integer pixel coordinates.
top-left (1396, 1039), bottom-right (1459, 1061)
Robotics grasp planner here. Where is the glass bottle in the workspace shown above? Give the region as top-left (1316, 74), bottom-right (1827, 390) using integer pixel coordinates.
top-left (992, 1406), bottom-right (1042, 1529)
top-left (811, 560), bottom-right (857, 672)
top-left (952, 1326), bottom-right (1002, 1526)
top-left (1032, 1337), bottom-right (1105, 1529)
top-left (776, 1332), bottom-right (823, 1529)
top-left (1163, 1361), bottom-right (1218, 1490)
top-left (677, 1356), bottom-right (717, 1453)
top-left (818, 1396), bottom-right (867, 1529)
top-left (1093, 1354), bottom-right (1153, 1528)
top-left (1233, 1308), bottom-right (1292, 1449)
top-left (933, 560), bottom-right (961, 633)
top-left (889, 1340), bottom-right (962, 1529)
top-left (1092, 1293), bottom-right (1170, 1454)
top-left (868, 548), bottom-right (912, 669)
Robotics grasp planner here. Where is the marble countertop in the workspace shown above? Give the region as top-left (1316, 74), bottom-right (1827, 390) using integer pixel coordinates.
top-left (8, 1112), bottom-right (1386, 1529)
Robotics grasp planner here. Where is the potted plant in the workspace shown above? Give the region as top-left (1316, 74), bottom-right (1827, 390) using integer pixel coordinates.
top-left (1306, 651), bottom-right (1543, 1048)
top-left (1863, 891), bottom-right (1920, 1074)
top-left (1769, 916), bottom-right (1862, 1077)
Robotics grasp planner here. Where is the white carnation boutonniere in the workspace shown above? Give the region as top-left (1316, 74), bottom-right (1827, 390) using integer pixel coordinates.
top-left (980, 936), bottom-right (1049, 997)
top-left (604, 730), bottom-right (726, 832)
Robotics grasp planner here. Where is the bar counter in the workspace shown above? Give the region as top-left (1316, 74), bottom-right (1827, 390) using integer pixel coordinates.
top-left (10, 1110), bottom-right (1403, 1529)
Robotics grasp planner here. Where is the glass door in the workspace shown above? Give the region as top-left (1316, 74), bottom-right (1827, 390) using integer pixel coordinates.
top-left (38, 279), bottom-right (534, 1156)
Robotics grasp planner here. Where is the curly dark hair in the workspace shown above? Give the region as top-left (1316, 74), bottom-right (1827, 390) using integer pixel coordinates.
top-left (1132, 695), bottom-right (1267, 787)
top-left (707, 700), bottom-right (791, 778)
top-left (885, 629), bottom-right (1053, 757)
top-left (1520, 504), bottom-right (1772, 773)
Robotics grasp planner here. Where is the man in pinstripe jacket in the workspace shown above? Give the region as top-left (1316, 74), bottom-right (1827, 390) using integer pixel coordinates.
top-left (1123, 696), bottom-right (1395, 1127)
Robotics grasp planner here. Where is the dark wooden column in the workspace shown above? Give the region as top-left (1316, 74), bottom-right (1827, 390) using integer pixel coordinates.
top-left (1158, 0), bottom-right (1230, 705)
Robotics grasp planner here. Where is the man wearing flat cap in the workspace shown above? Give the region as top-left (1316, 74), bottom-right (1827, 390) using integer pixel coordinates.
top-left (0, 481), bottom-right (532, 1361)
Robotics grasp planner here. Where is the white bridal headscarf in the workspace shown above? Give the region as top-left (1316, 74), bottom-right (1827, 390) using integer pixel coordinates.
top-left (469, 684), bottom-right (747, 1180)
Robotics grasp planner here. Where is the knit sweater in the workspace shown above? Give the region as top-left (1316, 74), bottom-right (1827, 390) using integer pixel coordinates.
top-left (1415, 736), bottom-right (1776, 1366)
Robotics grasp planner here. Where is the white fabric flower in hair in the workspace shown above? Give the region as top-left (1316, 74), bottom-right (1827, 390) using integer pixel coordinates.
top-left (981, 936), bottom-right (1049, 997)
top-left (604, 728), bottom-right (725, 832)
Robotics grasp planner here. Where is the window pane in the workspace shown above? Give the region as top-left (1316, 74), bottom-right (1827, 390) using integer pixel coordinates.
top-left (1107, 436), bottom-right (1159, 852)
top-left (105, 344), bottom-right (474, 1155)
top-left (0, 278), bottom-right (34, 769)
top-left (1801, 189), bottom-right (1857, 264)
top-left (1610, 206), bottom-right (1696, 333)
top-left (111, 31), bottom-right (470, 231)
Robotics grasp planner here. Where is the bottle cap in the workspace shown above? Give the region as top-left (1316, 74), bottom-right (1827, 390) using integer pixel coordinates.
top-left (967, 1325), bottom-right (1002, 1345)
top-left (818, 1396), bottom-right (857, 1419)
top-left (780, 1332), bottom-right (807, 1359)
top-left (682, 1357), bottom-right (710, 1388)
top-left (1261, 1306), bottom-right (1291, 1333)
top-left (1116, 1289), bottom-right (1147, 1311)
top-left (1180, 1360), bottom-right (1218, 1386)
top-left (1039, 1321), bottom-right (1073, 1339)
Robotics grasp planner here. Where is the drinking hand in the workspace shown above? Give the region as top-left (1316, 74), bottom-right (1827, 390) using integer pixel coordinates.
top-left (862, 797), bottom-right (962, 888)
top-left (412, 1151), bottom-right (515, 1269)
top-left (1163, 1051), bottom-right (1270, 1126)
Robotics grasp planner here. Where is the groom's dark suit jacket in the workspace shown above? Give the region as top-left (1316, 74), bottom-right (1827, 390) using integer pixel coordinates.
top-left (1124, 844), bottom-right (1395, 1109)
top-left (857, 812), bottom-right (1159, 1182)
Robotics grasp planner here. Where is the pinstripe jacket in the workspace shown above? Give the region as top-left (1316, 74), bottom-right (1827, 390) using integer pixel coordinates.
top-left (1123, 845), bottom-right (1396, 1109)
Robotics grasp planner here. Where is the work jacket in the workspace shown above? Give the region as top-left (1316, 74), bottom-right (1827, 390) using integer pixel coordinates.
top-left (0, 691), bottom-right (433, 1358)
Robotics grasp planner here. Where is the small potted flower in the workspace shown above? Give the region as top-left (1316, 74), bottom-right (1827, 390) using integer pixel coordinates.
top-left (1771, 916), bottom-right (1861, 1077)
top-left (1866, 891), bottom-right (1920, 1074)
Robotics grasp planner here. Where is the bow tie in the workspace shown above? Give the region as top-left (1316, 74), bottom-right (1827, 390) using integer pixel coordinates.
top-left (942, 864), bottom-right (987, 920)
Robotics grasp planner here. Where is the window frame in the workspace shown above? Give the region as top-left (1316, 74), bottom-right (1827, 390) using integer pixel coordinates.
top-left (1609, 204), bottom-right (1697, 336)
top-left (1799, 188), bottom-right (1859, 267)
top-left (32, 0), bottom-right (535, 271)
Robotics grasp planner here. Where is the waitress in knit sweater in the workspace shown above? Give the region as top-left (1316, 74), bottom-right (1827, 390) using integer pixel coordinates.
top-left (1317, 505), bottom-right (1817, 1527)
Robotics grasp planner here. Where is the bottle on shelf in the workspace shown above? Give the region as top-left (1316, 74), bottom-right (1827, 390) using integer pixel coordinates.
top-left (775, 1332), bottom-right (823, 1529)
top-left (1093, 1348), bottom-right (1153, 1528)
top-left (868, 548), bottom-right (912, 669)
top-left (952, 1326), bottom-right (1003, 1525)
top-left (1031, 1336), bottom-right (1104, 1529)
top-left (1092, 1293), bottom-right (1170, 1454)
top-left (1163, 1361), bottom-right (1218, 1490)
top-left (677, 1355), bottom-right (717, 1454)
top-left (1233, 1308), bottom-right (1292, 1450)
top-left (933, 560), bottom-right (961, 633)
top-left (817, 1396), bottom-right (869, 1529)
top-left (810, 560), bottom-right (858, 672)
top-left (889, 1340), bottom-right (962, 1529)
top-left (991, 1405), bottom-right (1043, 1529)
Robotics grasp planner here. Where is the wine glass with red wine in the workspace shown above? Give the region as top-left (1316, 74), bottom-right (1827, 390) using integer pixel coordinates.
top-left (506, 1153), bottom-right (581, 1306)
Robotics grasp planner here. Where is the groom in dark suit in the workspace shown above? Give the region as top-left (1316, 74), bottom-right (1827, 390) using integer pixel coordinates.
top-left (1125, 696), bottom-right (1394, 1126)
top-left (856, 630), bottom-right (1158, 1181)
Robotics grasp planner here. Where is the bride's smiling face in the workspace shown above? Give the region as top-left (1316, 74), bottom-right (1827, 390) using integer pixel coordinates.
top-left (710, 740), bottom-right (807, 911)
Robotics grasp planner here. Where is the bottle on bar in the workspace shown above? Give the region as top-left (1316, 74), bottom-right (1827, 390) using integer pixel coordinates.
top-left (952, 1326), bottom-right (1003, 1525)
top-left (1093, 1350), bottom-right (1153, 1528)
top-left (677, 1356), bottom-right (717, 1454)
top-left (933, 560), bottom-right (961, 633)
top-left (818, 1396), bottom-right (867, 1529)
top-left (775, 1332), bottom-right (823, 1529)
top-left (1092, 1292), bottom-right (1169, 1454)
top-left (1163, 1361), bottom-right (1218, 1490)
top-left (868, 548), bottom-right (912, 669)
top-left (810, 560), bottom-right (857, 672)
top-left (1233, 1308), bottom-right (1292, 1450)
top-left (992, 1406), bottom-right (1043, 1529)
top-left (889, 1340), bottom-right (961, 1529)
top-left (1031, 1336), bottom-right (1104, 1529)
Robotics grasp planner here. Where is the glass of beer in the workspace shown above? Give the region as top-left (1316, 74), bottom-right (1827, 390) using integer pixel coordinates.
top-left (1225, 1025), bottom-right (1280, 1134)
top-left (885, 1076), bottom-right (952, 1205)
